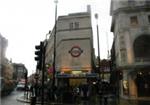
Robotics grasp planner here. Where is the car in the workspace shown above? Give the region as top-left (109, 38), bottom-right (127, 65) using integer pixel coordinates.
top-left (16, 82), bottom-right (25, 90)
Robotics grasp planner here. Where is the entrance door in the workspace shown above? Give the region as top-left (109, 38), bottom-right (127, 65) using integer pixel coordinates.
top-left (135, 72), bottom-right (150, 97)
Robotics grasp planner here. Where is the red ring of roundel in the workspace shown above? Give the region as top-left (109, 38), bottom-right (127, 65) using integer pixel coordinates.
top-left (70, 46), bottom-right (83, 57)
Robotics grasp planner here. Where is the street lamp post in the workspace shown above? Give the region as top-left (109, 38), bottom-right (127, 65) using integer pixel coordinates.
top-left (44, 31), bottom-right (51, 81)
top-left (53, 0), bottom-right (58, 88)
top-left (95, 13), bottom-right (101, 79)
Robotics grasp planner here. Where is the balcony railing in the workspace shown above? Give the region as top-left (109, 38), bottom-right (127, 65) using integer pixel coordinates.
top-left (135, 57), bottom-right (150, 62)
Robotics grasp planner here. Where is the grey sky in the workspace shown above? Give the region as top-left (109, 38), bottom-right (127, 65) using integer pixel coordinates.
top-left (0, 0), bottom-right (113, 75)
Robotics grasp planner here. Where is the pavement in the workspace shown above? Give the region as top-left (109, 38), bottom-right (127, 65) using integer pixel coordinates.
top-left (17, 95), bottom-right (150, 105)
top-left (17, 96), bottom-right (31, 103)
top-left (16, 95), bottom-right (64, 105)
top-left (17, 95), bottom-right (51, 104)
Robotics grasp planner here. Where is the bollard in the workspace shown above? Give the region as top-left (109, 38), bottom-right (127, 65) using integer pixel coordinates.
top-left (30, 96), bottom-right (36, 105)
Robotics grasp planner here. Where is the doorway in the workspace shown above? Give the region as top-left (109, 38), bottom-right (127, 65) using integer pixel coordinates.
top-left (135, 71), bottom-right (150, 97)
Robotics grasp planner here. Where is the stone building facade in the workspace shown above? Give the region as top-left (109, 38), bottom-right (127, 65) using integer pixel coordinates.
top-left (110, 0), bottom-right (150, 99)
top-left (0, 33), bottom-right (8, 69)
top-left (0, 34), bottom-right (7, 91)
top-left (45, 6), bottom-right (96, 86)
top-left (12, 63), bottom-right (28, 82)
top-left (0, 34), bottom-right (15, 95)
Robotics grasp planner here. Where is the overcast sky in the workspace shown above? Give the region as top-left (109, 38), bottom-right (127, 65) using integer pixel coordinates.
top-left (0, 0), bottom-right (113, 75)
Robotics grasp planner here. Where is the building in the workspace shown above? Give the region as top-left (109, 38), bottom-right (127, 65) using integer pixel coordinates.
top-left (100, 59), bottom-right (111, 82)
top-left (110, 0), bottom-right (150, 99)
top-left (12, 63), bottom-right (28, 82)
top-left (0, 33), bottom-right (8, 70)
top-left (0, 34), bottom-right (16, 95)
top-left (45, 6), bottom-right (97, 86)
top-left (95, 57), bottom-right (111, 81)
top-left (0, 34), bottom-right (8, 90)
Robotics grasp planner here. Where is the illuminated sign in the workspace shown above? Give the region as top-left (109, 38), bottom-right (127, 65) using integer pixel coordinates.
top-left (69, 46), bottom-right (83, 57)
top-left (56, 73), bottom-right (98, 78)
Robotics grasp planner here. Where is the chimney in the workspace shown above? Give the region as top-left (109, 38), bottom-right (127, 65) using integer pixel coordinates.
top-left (87, 5), bottom-right (91, 13)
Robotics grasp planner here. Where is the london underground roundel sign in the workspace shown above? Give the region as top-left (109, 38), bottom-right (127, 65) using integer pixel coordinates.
top-left (69, 46), bottom-right (83, 57)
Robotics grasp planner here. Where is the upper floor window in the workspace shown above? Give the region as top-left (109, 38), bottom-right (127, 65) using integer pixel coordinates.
top-left (128, 0), bottom-right (135, 4)
top-left (133, 35), bottom-right (150, 61)
top-left (130, 16), bottom-right (138, 26)
top-left (69, 22), bottom-right (80, 30)
top-left (120, 49), bottom-right (126, 63)
top-left (145, 0), bottom-right (150, 5)
top-left (69, 22), bottom-right (73, 30)
top-left (75, 22), bottom-right (79, 29)
top-left (148, 15), bottom-right (150, 23)
top-left (119, 35), bottom-right (125, 48)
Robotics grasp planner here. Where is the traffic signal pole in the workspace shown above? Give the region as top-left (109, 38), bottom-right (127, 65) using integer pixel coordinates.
top-left (41, 42), bottom-right (46, 105)
top-left (35, 42), bottom-right (45, 105)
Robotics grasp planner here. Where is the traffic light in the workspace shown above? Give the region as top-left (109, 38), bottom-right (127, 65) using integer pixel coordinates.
top-left (35, 41), bottom-right (44, 70)
top-left (118, 70), bottom-right (123, 80)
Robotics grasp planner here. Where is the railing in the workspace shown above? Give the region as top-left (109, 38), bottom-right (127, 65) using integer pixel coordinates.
top-left (135, 57), bottom-right (150, 62)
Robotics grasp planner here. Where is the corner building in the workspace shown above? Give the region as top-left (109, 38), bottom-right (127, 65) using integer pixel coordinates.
top-left (110, 0), bottom-right (150, 99)
top-left (0, 33), bottom-right (8, 66)
top-left (45, 7), bottom-right (96, 87)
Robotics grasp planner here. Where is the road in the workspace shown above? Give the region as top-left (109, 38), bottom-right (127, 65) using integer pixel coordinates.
top-left (1, 89), bottom-right (150, 105)
top-left (1, 89), bottom-right (29, 105)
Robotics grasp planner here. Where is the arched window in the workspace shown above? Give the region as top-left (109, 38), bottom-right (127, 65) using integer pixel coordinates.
top-left (133, 35), bottom-right (150, 61)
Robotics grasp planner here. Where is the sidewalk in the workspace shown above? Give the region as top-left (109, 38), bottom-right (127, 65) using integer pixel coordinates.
top-left (17, 95), bottom-right (150, 105)
top-left (16, 95), bottom-right (64, 105)
top-left (17, 96), bottom-right (34, 103)
top-left (17, 95), bottom-right (83, 105)
top-left (108, 97), bottom-right (150, 105)
top-left (17, 95), bottom-right (47, 104)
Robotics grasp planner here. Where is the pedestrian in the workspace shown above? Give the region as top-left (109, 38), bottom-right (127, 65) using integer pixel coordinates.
top-left (30, 84), bottom-right (34, 97)
top-left (104, 96), bottom-right (108, 105)
top-left (53, 85), bottom-right (57, 101)
top-left (82, 84), bottom-right (88, 100)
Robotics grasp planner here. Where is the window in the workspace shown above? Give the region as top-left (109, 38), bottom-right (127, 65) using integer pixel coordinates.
top-left (128, 0), bottom-right (135, 4)
top-left (75, 22), bottom-right (79, 29)
top-left (120, 50), bottom-right (126, 63)
top-left (133, 35), bottom-right (150, 60)
top-left (120, 40), bottom-right (125, 46)
top-left (119, 35), bottom-right (125, 48)
top-left (146, 0), bottom-right (150, 5)
top-left (69, 22), bottom-right (73, 30)
top-left (148, 15), bottom-right (150, 23)
top-left (69, 22), bottom-right (79, 30)
top-left (130, 16), bottom-right (138, 26)
top-left (128, 0), bottom-right (135, 8)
